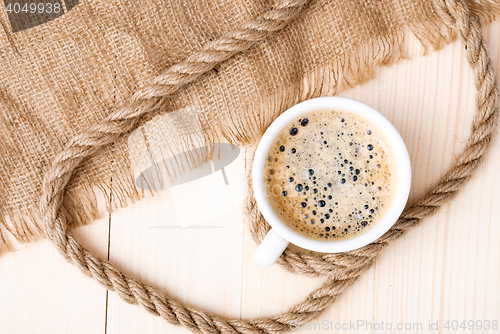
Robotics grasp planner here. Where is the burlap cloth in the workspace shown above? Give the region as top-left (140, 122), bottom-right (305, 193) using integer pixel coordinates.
top-left (0, 0), bottom-right (495, 250)
top-left (1, 0), bottom-right (499, 332)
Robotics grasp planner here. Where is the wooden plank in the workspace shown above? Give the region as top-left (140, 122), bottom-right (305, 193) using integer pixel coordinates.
top-left (373, 23), bottom-right (500, 334)
top-left (0, 186), bottom-right (110, 334)
top-left (105, 148), bottom-right (247, 333)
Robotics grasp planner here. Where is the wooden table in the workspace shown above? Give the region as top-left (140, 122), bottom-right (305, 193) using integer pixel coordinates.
top-left (1, 21), bottom-right (499, 334)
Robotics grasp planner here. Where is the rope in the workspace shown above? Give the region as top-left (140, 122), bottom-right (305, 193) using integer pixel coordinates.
top-left (39, 0), bottom-right (498, 333)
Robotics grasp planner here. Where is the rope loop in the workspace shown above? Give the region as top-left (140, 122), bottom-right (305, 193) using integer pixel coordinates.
top-left (40, 0), bottom-right (498, 332)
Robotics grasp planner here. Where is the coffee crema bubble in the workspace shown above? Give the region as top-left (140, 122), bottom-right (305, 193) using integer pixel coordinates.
top-left (264, 109), bottom-right (397, 241)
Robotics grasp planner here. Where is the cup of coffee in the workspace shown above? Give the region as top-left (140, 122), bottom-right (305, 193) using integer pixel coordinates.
top-left (252, 97), bottom-right (411, 267)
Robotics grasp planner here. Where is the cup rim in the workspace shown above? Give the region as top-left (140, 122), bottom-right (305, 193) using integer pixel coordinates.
top-left (252, 96), bottom-right (411, 253)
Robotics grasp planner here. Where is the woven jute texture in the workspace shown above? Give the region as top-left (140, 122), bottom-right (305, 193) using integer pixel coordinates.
top-left (0, 0), bottom-right (498, 251)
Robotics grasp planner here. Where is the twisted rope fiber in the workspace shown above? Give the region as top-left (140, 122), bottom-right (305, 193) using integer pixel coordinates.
top-left (39, 0), bottom-right (497, 333)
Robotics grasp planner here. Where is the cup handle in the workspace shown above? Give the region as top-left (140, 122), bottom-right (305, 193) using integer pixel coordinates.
top-left (254, 228), bottom-right (290, 267)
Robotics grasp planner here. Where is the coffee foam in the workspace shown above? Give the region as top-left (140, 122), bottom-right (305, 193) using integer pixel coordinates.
top-left (264, 109), bottom-right (396, 241)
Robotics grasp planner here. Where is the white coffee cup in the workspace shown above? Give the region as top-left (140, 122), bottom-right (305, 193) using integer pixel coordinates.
top-left (252, 97), bottom-right (411, 267)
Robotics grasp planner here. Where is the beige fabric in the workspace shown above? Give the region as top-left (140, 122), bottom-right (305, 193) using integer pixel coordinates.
top-left (128, 107), bottom-right (207, 190)
top-left (0, 0), bottom-right (499, 252)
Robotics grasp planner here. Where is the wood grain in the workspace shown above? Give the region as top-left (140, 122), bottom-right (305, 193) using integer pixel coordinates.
top-left (1, 21), bottom-right (499, 334)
